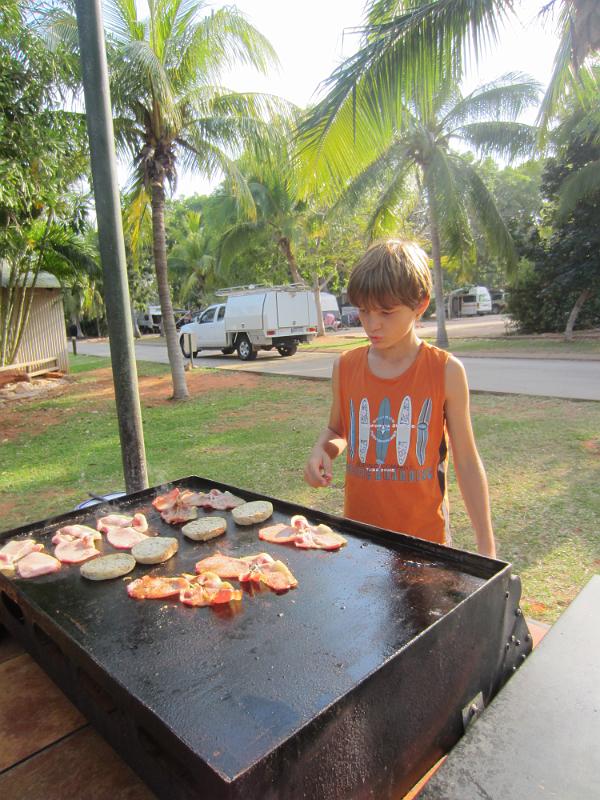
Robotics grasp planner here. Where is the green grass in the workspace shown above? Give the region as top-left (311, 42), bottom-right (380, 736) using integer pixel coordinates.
top-left (301, 336), bottom-right (600, 357)
top-left (1, 363), bottom-right (599, 623)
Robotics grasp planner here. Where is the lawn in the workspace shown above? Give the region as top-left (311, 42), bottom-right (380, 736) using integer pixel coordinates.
top-left (301, 334), bottom-right (600, 357)
top-left (1, 355), bottom-right (598, 623)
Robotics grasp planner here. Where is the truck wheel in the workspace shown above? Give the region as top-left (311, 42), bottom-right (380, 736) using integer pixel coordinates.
top-left (179, 336), bottom-right (197, 359)
top-left (237, 335), bottom-right (257, 361)
top-left (277, 344), bottom-right (297, 357)
top-left (221, 347), bottom-right (235, 355)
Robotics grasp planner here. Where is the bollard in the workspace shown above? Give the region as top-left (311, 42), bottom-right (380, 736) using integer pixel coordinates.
top-left (184, 332), bottom-right (194, 369)
top-left (71, 336), bottom-right (77, 356)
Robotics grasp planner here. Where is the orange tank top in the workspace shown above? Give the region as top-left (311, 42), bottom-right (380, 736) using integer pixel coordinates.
top-left (338, 342), bottom-right (450, 544)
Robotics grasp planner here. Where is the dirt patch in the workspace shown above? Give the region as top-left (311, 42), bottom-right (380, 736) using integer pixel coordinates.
top-left (582, 438), bottom-right (600, 455)
top-left (0, 367), bottom-right (267, 443)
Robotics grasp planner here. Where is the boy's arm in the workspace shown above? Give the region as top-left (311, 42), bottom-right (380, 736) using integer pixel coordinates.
top-left (304, 358), bottom-right (347, 488)
top-left (445, 356), bottom-right (496, 558)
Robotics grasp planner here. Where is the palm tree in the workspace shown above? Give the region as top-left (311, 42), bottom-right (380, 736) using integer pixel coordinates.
top-left (43, 0), bottom-right (282, 399)
top-left (316, 75), bottom-right (540, 347)
top-left (301, 1), bottom-right (598, 154)
top-left (167, 210), bottom-right (217, 306)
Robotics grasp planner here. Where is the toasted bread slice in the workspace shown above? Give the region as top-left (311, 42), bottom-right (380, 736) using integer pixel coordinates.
top-left (80, 553), bottom-right (136, 580)
top-left (182, 517), bottom-right (227, 542)
top-left (232, 500), bottom-right (273, 526)
top-left (131, 536), bottom-right (178, 564)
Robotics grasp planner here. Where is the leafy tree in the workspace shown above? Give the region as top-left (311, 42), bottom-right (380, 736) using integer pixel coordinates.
top-left (44, 0), bottom-right (283, 399)
top-left (508, 136), bottom-right (600, 337)
top-left (302, 74), bottom-right (540, 347)
top-left (0, 0), bottom-right (93, 365)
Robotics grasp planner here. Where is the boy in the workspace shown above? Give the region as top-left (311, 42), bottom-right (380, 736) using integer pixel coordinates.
top-left (304, 239), bottom-right (496, 558)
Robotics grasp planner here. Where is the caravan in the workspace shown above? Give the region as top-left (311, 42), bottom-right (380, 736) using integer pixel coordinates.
top-left (446, 286), bottom-right (492, 317)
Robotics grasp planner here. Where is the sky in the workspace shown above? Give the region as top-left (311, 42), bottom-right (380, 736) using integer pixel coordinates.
top-left (142, 0), bottom-right (561, 197)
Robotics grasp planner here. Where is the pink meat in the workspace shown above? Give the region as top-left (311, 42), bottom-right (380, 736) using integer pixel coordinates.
top-left (258, 518), bottom-right (347, 551)
top-left (105, 526), bottom-right (149, 550)
top-left (258, 523), bottom-right (298, 544)
top-left (187, 489), bottom-right (245, 510)
top-left (53, 525), bottom-right (101, 545)
top-left (96, 513), bottom-right (148, 534)
top-left (16, 552), bottom-right (61, 578)
top-left (0, 539), bottom-right (43, 567)
top-left (54, 535), bottom-right (100, 564)
top-left (152, 488), bottom-right (180, 511)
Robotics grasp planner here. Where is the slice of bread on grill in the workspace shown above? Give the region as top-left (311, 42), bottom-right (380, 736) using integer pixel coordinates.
top-left (182, 517), bottom-right (227, 542)
top-left (80, 553), bottom-right (136, 580)
top-left (232, 501), bottom-right (273, 526)
top-left (131, 536), bottom-right (178, 564)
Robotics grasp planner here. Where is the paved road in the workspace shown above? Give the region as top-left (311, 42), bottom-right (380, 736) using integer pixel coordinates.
top-left (76, 339), bottom-right (600, 401)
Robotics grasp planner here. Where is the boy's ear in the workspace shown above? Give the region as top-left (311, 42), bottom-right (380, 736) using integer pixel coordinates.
top-left (416, 295), bottom-right (430, 317)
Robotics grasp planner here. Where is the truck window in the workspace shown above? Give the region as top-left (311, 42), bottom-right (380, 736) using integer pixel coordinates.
top-left (217, 305), bottom-right (226, 320)
top-left (200, 308), bottom-right (216, 323)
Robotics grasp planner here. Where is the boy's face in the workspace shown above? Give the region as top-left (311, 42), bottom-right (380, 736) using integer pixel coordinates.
top-left (357, 297), bottom-right (429, 349)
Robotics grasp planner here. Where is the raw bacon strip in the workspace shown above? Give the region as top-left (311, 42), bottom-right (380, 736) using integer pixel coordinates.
top-left (152, 488), bottom-right (197, 525)
top-left (0, 539), bottom-right (44, 568)
top-left (127, 575), bottom-right (189, 599)
top-left (239, 558), bottom-right (298, 592)
top-left (186, 488), bottom-right (245, 510)
top-left (195, 552), bottom-right (274, 580)
top-left (53, 525), bottom-right (101, 545)
top-left (258, 516), bottom-right (347, 551)
top-left (152, 488), bottom-right (180, 511)
top-left (180, 572), bottom-right (242, 607)
top-left (194, 552), bottom-right (250, 579)
top-left (258, 523), bottom-right (298, 544)
top-left (16, 552), bottom-right (61, 578)
top-left (160, 505), bottom-right (197, 525)
top-left (54, 535), bottom-right (100, 564)
top-left (96, 513), bottom-right (148, 534)
top-left (106, 527), bottom-right (149, 550)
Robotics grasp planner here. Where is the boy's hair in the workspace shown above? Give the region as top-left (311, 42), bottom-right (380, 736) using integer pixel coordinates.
top-left (347, 239), bottom-right (432, 310)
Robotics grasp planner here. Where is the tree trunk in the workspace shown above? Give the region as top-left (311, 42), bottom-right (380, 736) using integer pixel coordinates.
top-left (564, 286), bottom-right (592, 341)
top-left (313, 276), bottom-right (326, 337)
top-left (151, 180), bottom-right (189, 400)
top-left (131, 304), bottom-right (142, 339)
top-left (278, 236), bottom-right (303, 283)
top-left (425, 189), bottom-right (449, 349)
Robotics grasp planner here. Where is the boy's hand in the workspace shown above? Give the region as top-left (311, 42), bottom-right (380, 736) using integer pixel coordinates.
top-left (304, 448), bottom-right (333, 488)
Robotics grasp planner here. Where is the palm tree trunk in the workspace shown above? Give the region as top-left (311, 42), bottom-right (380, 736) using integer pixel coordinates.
top-left (151, 180), bottom-right (189, 400)
top-left (425, 188), bottom-right (449, 349)
top-left (278, 236), bottom-right (303, 283)
top-left (312, 276), bottom-right (326, 337)
top-left (564, 286), bottom-right (592, 341)
top-left (131, 304), bottom-right (142, 339)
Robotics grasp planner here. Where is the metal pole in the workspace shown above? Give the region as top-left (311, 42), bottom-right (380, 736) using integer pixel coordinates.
top-left (74, 0), bottom-right (148, 493)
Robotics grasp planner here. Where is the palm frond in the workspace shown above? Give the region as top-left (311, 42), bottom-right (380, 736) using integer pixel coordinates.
top-left (364, 163), bottom-right (417, 240)
top-left (442, 73), bottom-right (541, 129)
top-left (452, 121), bottom-right (539, 161)
top-left (426, 149), bottom-right (473, 261)
top-left (558, 158), bottom-right (600, 219)
top-left (217, 220), bottom-right (267, 273)
top-left (457, 157), bottom-right (517, 273)
top-left (299, 0), bottom-right (513, 179)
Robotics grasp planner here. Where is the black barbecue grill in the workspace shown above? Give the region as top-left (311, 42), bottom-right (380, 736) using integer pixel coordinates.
top-left (0, 476), bottom-right (531, 799)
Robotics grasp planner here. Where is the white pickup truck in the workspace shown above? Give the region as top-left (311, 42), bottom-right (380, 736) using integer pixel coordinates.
top-left (179, 284), bottom-right (318, 361)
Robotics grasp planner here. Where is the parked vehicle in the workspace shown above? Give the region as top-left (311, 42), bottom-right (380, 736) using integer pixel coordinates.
top-left (490, 289), bottom-right (508, 315)
top-left (178, 284), bottom-right (318, 360)
top-left (137, 306), bottom-right (189, 333)
top-left (320, 292), bottom-right (342, 329)
top-left (341, 305), bottom-right (361, 327)
top-left (445, 286), bottom-right (492, 317)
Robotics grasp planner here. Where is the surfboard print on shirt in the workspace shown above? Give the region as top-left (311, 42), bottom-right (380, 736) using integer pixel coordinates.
top-left (374, 397), bottom-right (392, 479)
top-left (358, 398), bottom-right (370, 464)
top-left (395, 395), bottom-right (412, 466)
top-left (416, 397), bottom-right (432, 465)
top-left (349, 398), bottom-right (356, 461)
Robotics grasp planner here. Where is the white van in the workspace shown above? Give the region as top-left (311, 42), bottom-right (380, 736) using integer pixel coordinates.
top-left (460, 286), bottom-right (492, 316)
top-left (179, 284), bottom-right (318, 360)
top-left (447, 286), bottom-right (492, 317)
top-left (319, 292), bottom-right (341, 328)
